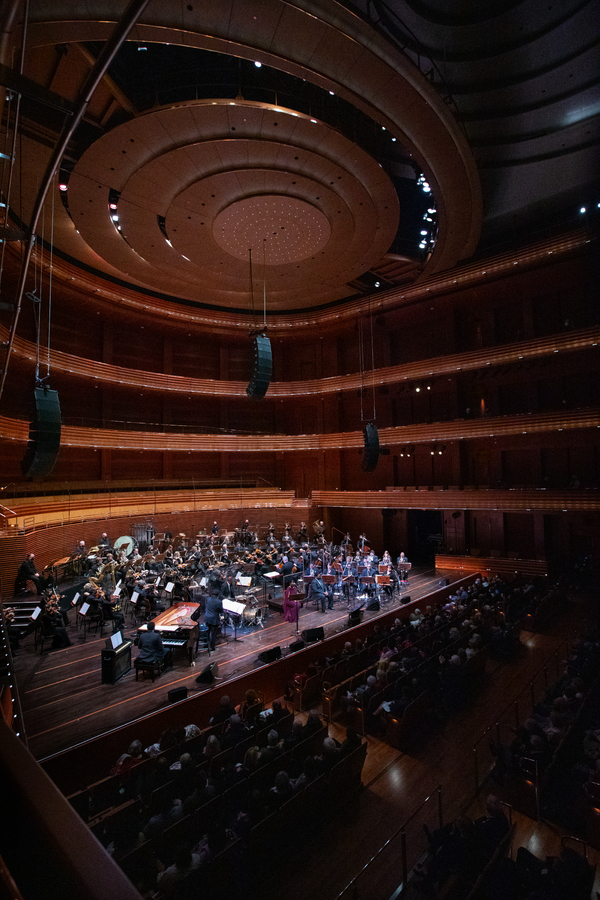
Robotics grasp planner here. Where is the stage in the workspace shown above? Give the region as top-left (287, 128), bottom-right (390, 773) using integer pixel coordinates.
top-left (12, 566), bottom-right (456, 760)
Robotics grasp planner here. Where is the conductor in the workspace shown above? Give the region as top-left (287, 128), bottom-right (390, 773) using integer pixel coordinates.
top-left (204, 579), bottom-right (224, 651)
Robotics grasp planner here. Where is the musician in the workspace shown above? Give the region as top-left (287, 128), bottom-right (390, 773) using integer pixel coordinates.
top-left (97, 553), bottom-right (118, 593)
top-left (358, 533), bottom-right (369, 552)
top-left (313, 519), bottom-right (325, 542)
top-left (204, 585), bottom-right (224, 652)
top-left (279, 555), bottom-right (295, 587)
top-left (283, 581), bottom-right (300, 623)
top-left (101, 591), bottom-right (125, 634)
top-left (73, 539), bottom-right (91, 575)
top-left (220, 575), bottom-right (236, 600)
top-left (41, 599), bottom-right (73, 649)
top-left (309, 572), bottom-right (330, 613)
top-left (397, 552), bottom-right (410, 584)
top-left (382, 550), bottom-right (392, 566)
top-left (211, 520), bottom-right (219, 537)
top-left (98, 532), bottom-right (112, 551)
top-left (17, 553), bottom-right (45, 594)
top-left (136, 620), bottom-right (172, 669)
top-left (341, 533), bottom-right (352, 552)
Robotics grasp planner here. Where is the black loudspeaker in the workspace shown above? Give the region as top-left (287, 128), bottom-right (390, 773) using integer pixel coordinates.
top-left (289, 639), bottom-right (305, 653)
top-left (366, 598), bottom-right (380, 611)
top-left (21, 386), bottom-right (61, 478)
top-left (301, 626), bottom-right (325, 643)
top-left (246, 334), bottom-right (272, 398)
top-left (168, 686), bottom-right (188, 703)
top-left (439, 577), bottom-right (450, 587)
top-left (362, 422), bottom-right (379, 472)
top-left (348, 609), bottom-right (363, 627)
top-left (196, 662), bottom-right (218, 684)
top-left (400, 594), bottom-right (412, 605)
top-left (258, 646), bottom-right (282, 664)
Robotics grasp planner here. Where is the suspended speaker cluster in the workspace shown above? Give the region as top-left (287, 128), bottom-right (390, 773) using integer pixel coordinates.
top-left (246, 333), bottom-right (272, 399)
top-left (362, 422), bottom-right (380, 471)
top-left (21, 386), bottom-right (61, 478)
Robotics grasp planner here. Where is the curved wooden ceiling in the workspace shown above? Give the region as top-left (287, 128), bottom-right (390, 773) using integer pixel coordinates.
top-left (66, 99), bottom-right (399, 311)
top-left (13, 0), bottom-right (481, 322)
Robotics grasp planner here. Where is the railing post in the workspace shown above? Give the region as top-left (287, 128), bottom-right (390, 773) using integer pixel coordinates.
top-left (534, 760), bottom-right (540, 821)
top-left (401, 830), bottom-right (408, 889)
top-left (437, 785), bottom-right (443, 829)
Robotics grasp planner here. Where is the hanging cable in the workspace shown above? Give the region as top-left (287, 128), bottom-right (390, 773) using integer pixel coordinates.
top-left (248, 247), bottom-right (256, 328)
top-left (263, 238), bottom-right (267, 327)
top-left (369, 295), bottom-right (376, 423)
top-left (47, 175), bottom-right (55, 378)
top-left (358, 314), bottom-right (364, 423)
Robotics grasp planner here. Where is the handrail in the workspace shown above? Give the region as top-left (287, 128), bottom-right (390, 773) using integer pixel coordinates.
top-left (472, 614), bottom-right (589, 792)
top-left (2, 408), bottom-right (599, 454)
top-left (337, 785), bottom-right (443, 898)
top-left (1, 317), bottom-right (597, 397)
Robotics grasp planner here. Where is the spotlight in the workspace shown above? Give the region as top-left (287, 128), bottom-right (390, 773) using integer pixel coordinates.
top-left (138, 44), bottom-right (147, 51)
top-left (59, 183), bottom-right (68, 192)
top-left (254, 61), bottom-right (262, 67)
top-left (580, 206), bottom-right (586, 213)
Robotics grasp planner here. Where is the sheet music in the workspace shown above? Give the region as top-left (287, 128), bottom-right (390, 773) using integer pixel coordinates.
top-left (223, 598), bottom-right (246, 616)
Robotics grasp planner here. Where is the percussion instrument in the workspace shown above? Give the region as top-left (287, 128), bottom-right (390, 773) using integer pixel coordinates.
top-left (114, 535), bottom-right (134, 556)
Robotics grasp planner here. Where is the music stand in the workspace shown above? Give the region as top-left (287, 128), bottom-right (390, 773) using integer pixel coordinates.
top-left (375, 574), bottom-right (391, 603)
top-left (223, 598), bottom-right (246, 642)
top-left (342, 575), bottom-right (355, 606)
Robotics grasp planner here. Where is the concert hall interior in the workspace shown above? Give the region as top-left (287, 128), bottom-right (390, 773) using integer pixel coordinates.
top-left (0, 2), bottom-right (599, 899)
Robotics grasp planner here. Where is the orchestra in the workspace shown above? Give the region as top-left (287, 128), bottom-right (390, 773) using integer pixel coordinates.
top-left (19, 515), bottom-right (411, 670)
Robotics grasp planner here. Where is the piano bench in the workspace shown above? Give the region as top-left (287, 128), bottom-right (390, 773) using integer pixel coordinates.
top-left (134, 658), bottom-right (162, 682)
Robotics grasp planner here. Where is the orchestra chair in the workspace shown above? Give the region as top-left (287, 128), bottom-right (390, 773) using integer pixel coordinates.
top-left (134, 657), bottom-right (162, 682)
top-left (36, 619), bottom-right (57, 654)
top-left (78, 605), bottom-right (105, 641)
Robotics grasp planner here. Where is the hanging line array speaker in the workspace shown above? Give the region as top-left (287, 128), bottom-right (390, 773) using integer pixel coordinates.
top-left (246, 334), bottom-right (272, 398)
top-left (362, 422), bottom-right (379, 472)
top-left (21, 386), bottom-right (61, 478)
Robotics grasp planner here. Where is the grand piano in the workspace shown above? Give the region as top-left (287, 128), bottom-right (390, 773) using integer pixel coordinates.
top-left (137, 601), bottom-right (199, 666)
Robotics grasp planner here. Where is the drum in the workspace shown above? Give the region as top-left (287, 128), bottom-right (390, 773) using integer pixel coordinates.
top-left (113, 535), bottom-right (134, 556)
top-left (243, 607), bottom-right (260, 625)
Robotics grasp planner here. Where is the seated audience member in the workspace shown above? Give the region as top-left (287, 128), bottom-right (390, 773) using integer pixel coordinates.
top-left (319, 737), bottom-right (341, 771)
top-left (473, 794), bottom-right (509, 862)
top-left (145, 727), bottom-right (183, 759)
top-left (182, 769), bottom-right (217, 815)
top-left (291, 755), bottom-right (320, 790)
top-left (303, 710), bottom-right (324, 735)
top-left (111, 740), bottom-right (144, 777)
top-left (221, 714), bottom-right (250, 749)
top-left (239, 688), bottom-right (261, 724)
top-left (259, 730), bottom-right (282, 766)
top-left (143, 793), bottom-right (184, 840)
top-left (203, 734), bottom-right (222, 759)
top-left (210, 695), bottom-right (236, 724)
top-left (269, 770), bottom-right (294, 807)
top-left (156, 845), bottom-right (202, 895)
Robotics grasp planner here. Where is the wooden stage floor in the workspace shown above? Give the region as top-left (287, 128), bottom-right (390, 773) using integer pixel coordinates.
top-left (14, 566), bottom-right (448, 760)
